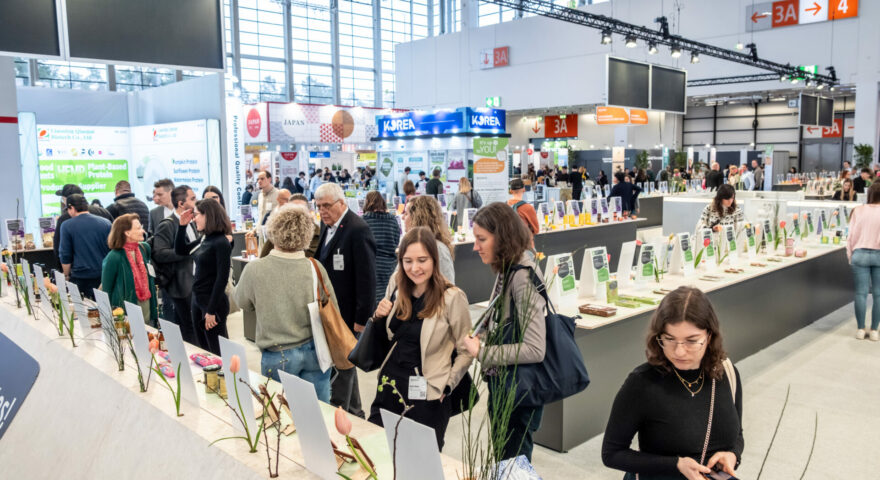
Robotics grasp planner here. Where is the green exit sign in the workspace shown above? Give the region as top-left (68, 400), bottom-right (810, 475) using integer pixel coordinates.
top-left (485, 96), bottom-right (501, 108)
top-left (798, 65), bottom-right (818, 74)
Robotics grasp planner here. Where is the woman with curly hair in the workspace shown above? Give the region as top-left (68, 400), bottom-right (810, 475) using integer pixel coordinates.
top-left (602, 286), bottom-right (743, 480)
top-left (234, 204), bottom-right (338, 401)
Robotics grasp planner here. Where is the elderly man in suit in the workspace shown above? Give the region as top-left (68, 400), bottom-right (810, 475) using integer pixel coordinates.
top-left (314, 183), bottom-right (376, 417)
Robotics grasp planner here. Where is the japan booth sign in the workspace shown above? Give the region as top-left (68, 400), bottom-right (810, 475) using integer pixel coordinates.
top-left (243, 103), bottom-right (269, 143)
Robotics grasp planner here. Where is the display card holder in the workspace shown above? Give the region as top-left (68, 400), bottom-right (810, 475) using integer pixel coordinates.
top-left (635, 244), bottom-right (655, 286)
top-left (66, 283), bottom-right (92, 336)
top-left (600, 197), bottom-right (610, 218)
top-left (33, 264), bottom-right (53, 320)
top-left (744, 224), bottom-right (757, 260)
top-left (239, 205), bottom-right (253, 221)
top-left (567, 200), bottom-right (583, 226)
top-left (379, 409), bottom-right (445, 480)
top-left (616, 241), bottom-right (637, 289)
top-left (392, 196), bottom-right (401, 209)
top-left (124, 301), bottom-right (152, 382)
top-left (603, 184), bottom-right (611, 197)
top-left (584, 186), bottom-right (593, 200)
top-left (543, 253), bottom-right (578, 308)
top-left (660, 181), bottom-right (669, 193)
top-left (579, 246), bottom-right (609, 302)
top-left (832, 229), bottom-right (843, 245)
top-left (723, 225), bottom-right (739, 267)
top-left (609, 197), bottom-right (623, 219)
top-left (675, 233), bottom-right (696, 277)
top-left (463, 208), bottom-right (477, 232)
top-left (840, 206), bottom-right (850, 228)
top-left (158, 319), bottom-right (200, 407)
top-left (590, 198), bottom-right (601, 223)
top-left (278, 371), bottom-right (338, 480)
top-left (815, 209), bottom-right (830, 244)
top-left (699, 228), bottom-right (717, 272)
top-left (649, 183), bottom-right (655, 194)
top-left (762, 219), bottom-right (774, 250)
top-left (219, 337), bottom-right (258, 436)
top-left (93, 289), bottom-right (114, 345)
top-left (538, 202), bottom-right (551, 225)
top-left (554, 201), bottom-right (566, 225)
top-left (53, 271), bottom-right (71, 324)
top-left (804, 211), bottom-right (815, 235)
top-left (21, 259), bottom-right (35, 311)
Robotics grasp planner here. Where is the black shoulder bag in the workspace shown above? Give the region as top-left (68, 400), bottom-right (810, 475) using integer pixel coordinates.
top-left (347, 290), bottom-right (396, 372)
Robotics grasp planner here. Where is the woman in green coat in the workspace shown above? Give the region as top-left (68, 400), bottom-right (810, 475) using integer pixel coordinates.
top-left (101, 213), bottom-right (158, 325)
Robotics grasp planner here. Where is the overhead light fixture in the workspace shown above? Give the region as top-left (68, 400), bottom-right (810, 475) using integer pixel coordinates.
top-left (601, 30), bottom-right (612, 45)
top-left (704, 143), bottom-right (710, 148)
top-left (806, 79), bottom-right (813, 87)
top-left (830, 85), bottom-right (836, 91)
top-left (750, 142), bottom-right (756, 147)
top-left (736, 42), bottom-right (744, 50)
top-left (791, 78), bottom-right (799, 84)
top-left (625, 36), bottom-right (637, 48)
top-left (780, 74), bottom-right (787, 82)
top-left (690, 52), bottom-right (700, 64)
top-left (647, 42), bottom-right (658, 54)
top-left (817, 83), bottom-right (825, 90)
top-left (670, 45), bottom-right (682, 58)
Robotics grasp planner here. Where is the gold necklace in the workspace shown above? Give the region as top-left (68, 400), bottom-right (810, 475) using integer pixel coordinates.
top-left (673, 368), bottom-right (705, 397)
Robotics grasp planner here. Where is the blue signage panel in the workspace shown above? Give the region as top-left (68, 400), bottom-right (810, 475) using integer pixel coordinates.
top-left (464, 108), bottom-right (506, 133)
top-left (309, 151), bottom-right (331, 159)
top-left (0, 332), bottom-right (40, 439)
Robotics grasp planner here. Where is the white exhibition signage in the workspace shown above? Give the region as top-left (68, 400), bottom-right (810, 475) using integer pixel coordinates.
top-left (542, 253), bottom-right (578, 308)
top-left (699, 228), bottom-right (717, 272)
top-left (379, 409), bottom-right (445, 480)
top-left (158, 319), bottom-right (200, 408)
top-left (673, 233), bottom-right (696, 277)
top-left (616, 240), bottom-right (637, 289)
top-left (278, 371), bottom-right (338, 480)
top-left (579, 246), bottom-right (609, 301)
top-left (218, 336), bottom-right (258, 436)
top-left (124, 301), bottom-right (152, 383)
top-left (65, 282), bottom-right (92, 336)
top-left (635, 244), bottom-right (656, 285)
top-left (130, 120), bottom-right (216, 201)
top-left (472, 137), bottom-right (510, 206)
top-left (242, 102), bottom-right (269, 143)
top-left (722, 224), bottom-right (739, 267)
top-left (227, 97), bottom-right (248, 210)
top-left (267, 102), bottom-right (385, 144)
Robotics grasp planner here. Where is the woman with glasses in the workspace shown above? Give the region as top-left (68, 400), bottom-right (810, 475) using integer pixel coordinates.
top-left (602, 286), bottom-right (743, 480)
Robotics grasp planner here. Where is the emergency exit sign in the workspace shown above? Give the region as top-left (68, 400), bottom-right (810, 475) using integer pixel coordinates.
top-left (746, 0), bottom-right (857, 32)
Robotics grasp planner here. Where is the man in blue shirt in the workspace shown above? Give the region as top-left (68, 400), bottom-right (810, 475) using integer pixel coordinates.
top-left (59, 194), bottom-right (112, 300)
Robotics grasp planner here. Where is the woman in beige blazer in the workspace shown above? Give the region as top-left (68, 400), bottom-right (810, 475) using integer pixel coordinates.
top-left (368, 226), bottom-right (473, 451)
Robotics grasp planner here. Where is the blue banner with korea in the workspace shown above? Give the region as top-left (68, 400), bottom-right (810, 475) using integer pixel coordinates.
top-left (0, 332), bottom-right (40, 439)
top-left (375, 107), bottom-right (505, 138)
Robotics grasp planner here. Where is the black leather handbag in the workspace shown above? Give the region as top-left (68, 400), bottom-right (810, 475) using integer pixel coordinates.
top-left (347, 291), bottom-right (395, 372)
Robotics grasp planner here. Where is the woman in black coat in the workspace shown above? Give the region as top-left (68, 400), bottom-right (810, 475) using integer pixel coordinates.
top-left (361, 191), bottom-right (400, 305)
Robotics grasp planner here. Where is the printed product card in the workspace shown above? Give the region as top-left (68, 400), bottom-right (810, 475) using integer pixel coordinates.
top-left (763, 219), bottom-right (773, 246)
top-left (543, 253), bottom-right (577, 309)
top-left (700, 228), bottom-right (716, 272)
top-left (555, 201), bottom-right (566, 223)
top-left (677, 233), bottom-right (695, 276)
top-left (39, 217), bottom-right (55, 248)
top-left (600, 197), bottom-right (609, 216)
top-left (723, 225), bottom-right (739, 267)
top-left (637, 244), bottom-right (655, 283)
top-left (616, 240), bottom-right (637, 288)
top-left (6, 219), bottom-right (24, 250)
top-left (579, 246), bottom-right (609, 301)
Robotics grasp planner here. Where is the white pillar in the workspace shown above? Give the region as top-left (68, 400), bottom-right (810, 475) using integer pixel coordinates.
top-left (852, 79), bottom-right (879, 165)
top-left (459, 0), bottom-right (479, 30)
top-left (0, 57), bottom-right (26, 246)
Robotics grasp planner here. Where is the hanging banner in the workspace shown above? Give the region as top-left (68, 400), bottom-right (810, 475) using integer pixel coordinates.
top-left (596, 107), bottom-right (630, 125)
top-left (268, 103), bottom-right (394, 144)
top-left (544, 115), bottom-right (578, 138)
top-left (243, 102), bottom-right (268, 143)
top-left (473, 137), bottom-right (509, 205)
top-left (629, 109), bottom-right (649, 125)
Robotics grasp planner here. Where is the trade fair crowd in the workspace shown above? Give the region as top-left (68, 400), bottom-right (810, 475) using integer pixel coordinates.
top-left (48, 158), bottom-right (880, 479)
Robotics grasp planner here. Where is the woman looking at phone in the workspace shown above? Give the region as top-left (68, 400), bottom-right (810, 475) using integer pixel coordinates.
top-left (602, 287), bottom-right (743, 480)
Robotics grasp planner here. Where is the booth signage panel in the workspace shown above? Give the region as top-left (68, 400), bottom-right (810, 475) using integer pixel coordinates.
top-left (746, 0), bottom-right (857, 31)
top-left (544, 115), bottom-right (578, 138)
top-left (596, 107), bottom-right (629, 125)
top-left (629, 109), bottom-right (648, 125)
top-left (269, 103), bottom-right (385, 144)
top-left (375, 108), bottom-right (505, 138)
top-left (0, 332), bottom-right (40, 440)
top-left (464, 108), bottom-right (506, 133)
top-left (243, 103), bottom-right (268, 143)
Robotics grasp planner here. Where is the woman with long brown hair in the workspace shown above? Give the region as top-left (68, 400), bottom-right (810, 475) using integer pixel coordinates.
top-left (833, 178), bottom-right (857, 201)
top-left (368, 227), bottom-right (473, 450)
top-left (402, 194), bottom-right (456, 282)
top-left (696, 184), bottom-right (744, 233)
top-left (602, 286), bottom-right (743, 480)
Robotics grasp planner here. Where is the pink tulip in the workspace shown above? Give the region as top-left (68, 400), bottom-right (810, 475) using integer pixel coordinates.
top-left (229, 355), bottom-right (240, 374)
top-left (335, 406), bottom-right (352, 436)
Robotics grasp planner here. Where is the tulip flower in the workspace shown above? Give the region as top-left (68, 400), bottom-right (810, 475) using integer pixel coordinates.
top-left (703, 238), bottom-right (711, 248)
top-left (112, 307), bottom-right (125, 317)
top-left (636, 240), bottom-right (643, 246)
top-left (335, 406), bottom-right (352, 436)
top-left (780, 221), bottom-right (786, 229)
top-left (229, 354), bottom-right (240, 374)
top-left (0, 264), bottom-right (7, 273)
top-left (149, 338), bottom-right (160, 354)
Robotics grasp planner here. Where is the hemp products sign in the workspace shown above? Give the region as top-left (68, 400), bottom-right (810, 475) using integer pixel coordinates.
top-left (473, 137), bottom-right (509, 205)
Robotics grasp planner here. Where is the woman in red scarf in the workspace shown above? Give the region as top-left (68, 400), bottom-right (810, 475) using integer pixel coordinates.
top-left (101, 213), bottom-right (158, 325)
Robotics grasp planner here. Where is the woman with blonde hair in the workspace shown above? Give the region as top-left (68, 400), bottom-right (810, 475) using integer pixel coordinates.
top-left (235, 204), bottom-right (338, 400)
top-left (403, 195), bottom-right (455, 282)
top-left (450, 178), bottom-right (482, 230)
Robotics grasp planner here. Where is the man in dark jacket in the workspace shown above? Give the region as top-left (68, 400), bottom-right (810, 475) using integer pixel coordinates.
top-left (705, 162), bottom-right (724, 191)
top-left (609, 171), bottom-right (643, 215)
top-left (426, 168), bottom-right (443, 195)
top-left (314, 182), bottom-right (376, 418)
top-left (149, 178), bottom-right (175, 235)
top-left (152, 185), bottom-right (199, 342)
top-left (106, 180), bottom-right (150, 229)
top-left (53, 184), bottom-right (113, 269)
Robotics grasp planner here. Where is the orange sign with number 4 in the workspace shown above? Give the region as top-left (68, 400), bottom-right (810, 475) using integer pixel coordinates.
top-left (829, 0), bottom-right (857, 19)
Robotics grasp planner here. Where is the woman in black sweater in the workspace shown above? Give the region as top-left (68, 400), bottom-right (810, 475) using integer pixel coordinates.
top-left (602, 286), bottom-right (743, 480)
top-left (176, 199), bottom-right (232, 355)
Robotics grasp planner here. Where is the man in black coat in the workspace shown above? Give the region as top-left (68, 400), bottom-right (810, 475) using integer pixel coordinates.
top-left (314, 183), bottom-right (377, 418)
top-left (152, 185), bottom-right (199, 341)
top-left (52, 184), bottom-right (113, 269)
top-left (705, 162), bottom-right (724, 191)
top-left (107, 180), bottom-right (150, 229)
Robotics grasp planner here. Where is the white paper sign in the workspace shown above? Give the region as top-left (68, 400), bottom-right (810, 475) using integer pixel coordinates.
top-left (93, 289), bottom-right (116, 345)
top-left (636, 244), bottom-right (656, 284)
top-left (579, 246), bottom-right (609, 301)
top-left (53, 271), bottom-right (71, 327)
top-left (543, 253), bottom-right (578, 308)
top-left (158, 319), bottom-right (199, 408)
top-left (33, 264), bottom-right (53, 320)
top-left (616, 241), bottom-right (637, 288)
top-left (699, 228), bottom-right (717, 272)
top-left (21, 259), bottom-right (35, 313)
top-left (723, 225), bottom-right (739, 267)
top-left (379, 409), bottom-right (445, 480)
top-left (124, 301), bottom-right (152, 382)
top-left (66, 283), bottom-right (92, 336)
top-left (219, 337), bottom-right (258, 436)
top-left (278, 371), bottom-right (338, 480)
top-left (675, 233), bottom-right (696, 277)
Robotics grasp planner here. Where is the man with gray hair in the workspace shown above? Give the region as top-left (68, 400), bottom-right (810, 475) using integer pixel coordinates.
top-left (705, 162), bottom-right (723, 191)
top-left (314, 182), bottom-right (376, 417)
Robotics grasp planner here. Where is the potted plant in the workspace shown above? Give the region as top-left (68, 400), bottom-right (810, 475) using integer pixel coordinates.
top-left (854, 144), bottom-right (874, 170)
